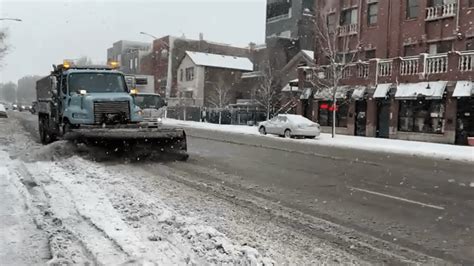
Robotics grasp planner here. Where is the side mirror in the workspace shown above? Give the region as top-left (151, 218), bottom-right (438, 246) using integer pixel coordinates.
top-left (164, 101), bottom-right (168, 107)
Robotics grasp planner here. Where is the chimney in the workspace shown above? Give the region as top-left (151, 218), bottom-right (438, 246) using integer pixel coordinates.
top-left (199, 32), bottom-right (204, 41)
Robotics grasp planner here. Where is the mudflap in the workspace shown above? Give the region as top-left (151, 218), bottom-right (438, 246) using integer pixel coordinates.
top-left (64, 128), bottom-right (189, 161)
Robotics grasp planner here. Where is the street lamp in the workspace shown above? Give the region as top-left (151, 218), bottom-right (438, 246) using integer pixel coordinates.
top-left (0, 18), bottom-right (22, 22)
top-left (139, 31), bottom-right (158, 40)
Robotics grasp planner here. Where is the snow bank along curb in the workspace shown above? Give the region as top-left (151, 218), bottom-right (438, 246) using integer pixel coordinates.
top-left (163, 119), bottom-right (474, 163)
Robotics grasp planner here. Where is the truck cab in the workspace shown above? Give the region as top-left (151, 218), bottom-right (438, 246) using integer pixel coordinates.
top-left (61, 69), bottom-right (143, 126)
top-left (36, 63), bottom-right (144, 143)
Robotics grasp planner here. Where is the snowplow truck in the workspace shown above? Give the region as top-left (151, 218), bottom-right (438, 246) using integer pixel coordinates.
top-left (36, 62), bottom-right (188, 160)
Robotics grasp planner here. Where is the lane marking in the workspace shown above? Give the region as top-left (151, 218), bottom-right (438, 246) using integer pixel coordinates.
top-left (348, 186), bottom-right (445, 210)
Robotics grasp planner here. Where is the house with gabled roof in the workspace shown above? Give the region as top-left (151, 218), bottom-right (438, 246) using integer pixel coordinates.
top-left (176, 51), bottom-right (254, 108)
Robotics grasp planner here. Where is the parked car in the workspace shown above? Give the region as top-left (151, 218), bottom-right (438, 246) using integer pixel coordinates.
top-left (30, 102), bottom-right (38, 114)
top-left (0, 104), bottom-right (7, 118)
top-left (12, 104), bottom-right (18, 111)
top-left (258, 114), bottom-right (321, 139)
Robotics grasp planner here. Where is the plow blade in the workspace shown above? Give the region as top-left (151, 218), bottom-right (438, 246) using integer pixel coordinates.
top-left (63, 127), bottom-right (188, 160)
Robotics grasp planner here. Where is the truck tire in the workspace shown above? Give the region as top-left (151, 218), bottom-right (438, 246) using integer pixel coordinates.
top-left (38, 116), bottom-right (47, 144)
top-left (39, 116), bottom-right (57, 145)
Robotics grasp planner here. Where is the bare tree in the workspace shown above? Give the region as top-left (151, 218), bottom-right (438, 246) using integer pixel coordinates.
top-left (310, 11), bottom-right (361, 138)
top-left (0, 30), bottom-right (9, 66)
top-left (206, 80), bottom-right (232, 124)
top-left (256, 63), bottom-right (279, 120)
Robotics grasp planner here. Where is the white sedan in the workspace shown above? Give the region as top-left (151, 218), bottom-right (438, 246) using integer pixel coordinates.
top-left (258, 114), bottom-right (321, 138)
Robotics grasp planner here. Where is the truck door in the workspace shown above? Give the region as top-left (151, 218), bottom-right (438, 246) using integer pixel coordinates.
top-left (60, 75), bottom-right (68, 118)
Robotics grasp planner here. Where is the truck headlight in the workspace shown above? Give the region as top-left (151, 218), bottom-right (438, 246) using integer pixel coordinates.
top-left (157, 117), bottom-right (163, 123)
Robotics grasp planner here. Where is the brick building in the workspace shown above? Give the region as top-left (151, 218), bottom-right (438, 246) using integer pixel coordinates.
top-left (106, 40), bottom-right (151, 75)
top-left (297, 0), bottom-right (474, 145)
top-left (139, 35), bottom-right (253, 99)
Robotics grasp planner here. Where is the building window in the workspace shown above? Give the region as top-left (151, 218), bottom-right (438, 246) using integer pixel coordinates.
top-left (130, 59), bottom-right (133, 69)
top-left (302, 0), bottom-right (314, 11)
top-left (428, 41), bottom-right (452, 54)
top-left (398, 100), bottom-right (445, 134)
top-left (179, 69), bottom-right (184, 81)
top-left (341, 8), bottom-right (358, 25)
top-left (406, 0), bottom-right (419, 19)
top-left (428, 0), bottom-right (444, 7)
top-left (266, 1), bottom-right (291, 20)
top-left (365, 49), bottom-right (376, 59)
top-left (318, 101), bottom-right (349, 128)
top-left (367, 2), bottom-right (378, 26)
top-left (404, 44), bottom-right (418, 56)
top-left (466, 38), bottom-right (474, 51)
top-left (182, 91), bottom-right (193, 98)
top-left (429, 0), bottom-right (456, 6)
top-left (134, 58), bottom-right (138, 69)
top-left (327, 13), bottom-right (337, 32)
top-left (470, 0), bottom-right (474, 7)
top-left (185, 67), bottom-right (195, 81)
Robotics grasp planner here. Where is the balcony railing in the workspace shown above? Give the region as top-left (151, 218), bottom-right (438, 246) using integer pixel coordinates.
top-left (425, 54), bottom-right (448, 74)
top-left (459, 51), bottom-right (474, 72)
top-left (338, 24), bottom-right (358, 36)
top-left (378, 60), bottom-right (393, 77)
top-left (400, 57), bottom-right (419, 76)
top-left (426, 3), bottom-right (456, 21)
top-left (357, 64), bottom-right (369, 78)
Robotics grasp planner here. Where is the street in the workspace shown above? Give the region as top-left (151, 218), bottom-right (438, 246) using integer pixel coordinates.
top-left (1, 111), bottom-right (472, 264)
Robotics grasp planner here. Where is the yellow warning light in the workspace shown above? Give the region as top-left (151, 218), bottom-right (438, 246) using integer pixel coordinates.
top-left (109, 61), bottom-right (120, 69)
top-left (63, 60), bottom-right (71, 69)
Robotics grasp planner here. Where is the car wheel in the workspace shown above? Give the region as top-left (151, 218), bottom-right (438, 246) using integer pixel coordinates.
top-left (259, 126), bottom-right (267, 135)
top-left (284, 129), bottom-right (291, 138)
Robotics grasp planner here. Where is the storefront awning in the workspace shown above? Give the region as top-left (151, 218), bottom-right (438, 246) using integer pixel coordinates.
top-left (351, 86), bottom-right (367, 100)
top-left (313, 86), bottom-right (350, 100)
top-left (395, 81), bottom-right (447, 100)
top-left (373, 83), bottom-right (393, 98)
top-left (300, 88), bottom-right (313, 99)
top-left (453, 81), bottom-right (474, 97)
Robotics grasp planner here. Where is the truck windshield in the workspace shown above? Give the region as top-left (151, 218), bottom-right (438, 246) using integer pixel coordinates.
top-left (135, 95), bottom-right (166, 109)
top-left (68, 73), bottom-right (127, 94)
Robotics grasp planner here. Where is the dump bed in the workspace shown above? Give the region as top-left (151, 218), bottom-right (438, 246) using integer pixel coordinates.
top-left (36, 76), bottom-right (54, 101)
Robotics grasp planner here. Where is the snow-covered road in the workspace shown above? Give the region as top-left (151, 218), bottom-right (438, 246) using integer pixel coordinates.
top-left (1, 112), bottom-right (375, 265)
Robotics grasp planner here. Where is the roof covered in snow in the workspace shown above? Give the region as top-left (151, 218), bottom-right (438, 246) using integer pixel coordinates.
top-left (185, 51), bottom-right (253, 71)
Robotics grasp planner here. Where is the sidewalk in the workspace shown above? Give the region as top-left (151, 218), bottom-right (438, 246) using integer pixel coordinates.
top-left (163, 119), bottom-right (474, 163)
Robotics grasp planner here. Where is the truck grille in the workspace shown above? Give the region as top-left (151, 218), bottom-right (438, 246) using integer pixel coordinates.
top-left (93, 101), bottom-right (130, 124)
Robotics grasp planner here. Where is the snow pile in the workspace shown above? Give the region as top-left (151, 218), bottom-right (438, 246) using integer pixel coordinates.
top-left (163, 119), bottom-right (474, 163)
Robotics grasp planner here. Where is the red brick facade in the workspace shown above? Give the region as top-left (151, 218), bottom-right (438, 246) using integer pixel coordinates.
top-left (297, 0), bottom-right (474, 145)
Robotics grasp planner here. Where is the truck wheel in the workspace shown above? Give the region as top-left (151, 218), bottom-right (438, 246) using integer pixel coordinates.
top-left (39, 116), bottom-right (56, 144)
top-left (38, 117), bottom-right (47, 144)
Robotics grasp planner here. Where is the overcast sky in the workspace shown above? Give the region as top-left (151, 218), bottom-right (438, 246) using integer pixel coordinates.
top-left (0, 0), bottom-right (266, 83)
